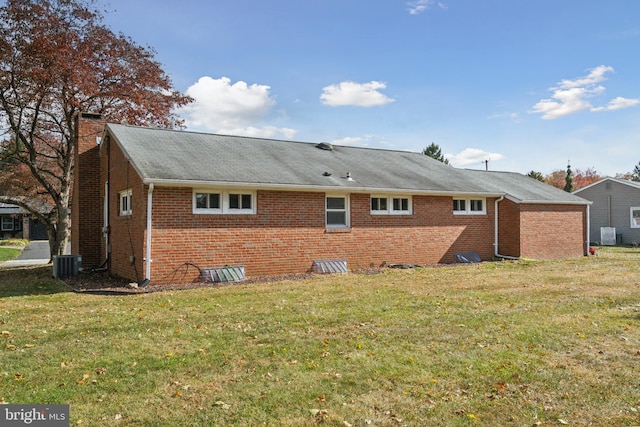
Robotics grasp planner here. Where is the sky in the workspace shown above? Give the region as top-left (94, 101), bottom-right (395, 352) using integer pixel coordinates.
top-left (101, 0), bottom-right (640, 176)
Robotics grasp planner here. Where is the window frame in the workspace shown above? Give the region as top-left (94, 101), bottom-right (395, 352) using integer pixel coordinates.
top-left (193, 189), bottom-right (256, 215)
top-left (194, 191), bottom-right (222, 214)
top-left (631, 207), bottom-right (640, 228)
top-left (326, 194), bottom-right (350, 228)
top-left (1, 216), bottom-right (14, 231)
top-left (119, 189), bottom-right (132, 216)
top-left (453, 197), bottom-right (486, 215)
top-left (370, 195), bottom-right (412, 215)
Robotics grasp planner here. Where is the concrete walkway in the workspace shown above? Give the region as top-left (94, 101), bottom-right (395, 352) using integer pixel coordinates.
top-left (1, 240), bottom-right (52, 268)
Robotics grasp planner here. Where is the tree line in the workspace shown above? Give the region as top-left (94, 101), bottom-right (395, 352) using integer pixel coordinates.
top-left (423, 143), bottom-right (640, 192)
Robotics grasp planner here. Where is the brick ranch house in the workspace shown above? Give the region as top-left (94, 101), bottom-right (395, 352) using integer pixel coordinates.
top-left (71, 113), bottom-right (590, 285)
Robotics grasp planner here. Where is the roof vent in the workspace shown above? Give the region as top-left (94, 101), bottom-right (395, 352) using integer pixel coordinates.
top-left (316, 142), bottom-right (334, 151)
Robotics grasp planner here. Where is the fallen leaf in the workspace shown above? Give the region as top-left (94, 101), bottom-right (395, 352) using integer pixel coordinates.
top-left (558, 419), bottom-right (569, 425)
top-left (214, 401), bottom-right (230, 410)
top-left (1, 331), bottom-right (12, 338)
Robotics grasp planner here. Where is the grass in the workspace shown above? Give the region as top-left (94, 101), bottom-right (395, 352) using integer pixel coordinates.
top-left (0, 238), bottom-right (28, 261)
top-left (0, 247), bottom-right (22, 261)
top-left (1, 248), bottom-right (639, 426)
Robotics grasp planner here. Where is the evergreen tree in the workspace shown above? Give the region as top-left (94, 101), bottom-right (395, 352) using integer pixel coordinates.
top-left (422, 143), bottom-right (450, 164)
top-left (527, 171), bottom-right (545, 182)
top-left (632, 162), bottom-right (640, 182)
top-left (564, 162), bottom-right (574, 192)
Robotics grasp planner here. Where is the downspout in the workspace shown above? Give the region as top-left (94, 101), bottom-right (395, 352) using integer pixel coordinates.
top-left (494, 195), bottom-right (520, 260)
top-left (141, 182), bottom-right (154, 286)
top-left (586, 203), bottom-right (591, 255)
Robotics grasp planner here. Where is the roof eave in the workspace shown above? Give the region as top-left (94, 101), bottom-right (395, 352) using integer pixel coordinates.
top-left (143, 178), bottom-right (504, 197)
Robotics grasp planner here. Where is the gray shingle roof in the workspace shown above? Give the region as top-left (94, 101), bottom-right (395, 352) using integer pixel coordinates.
top-left (105, 124), bottom-right (589, 204)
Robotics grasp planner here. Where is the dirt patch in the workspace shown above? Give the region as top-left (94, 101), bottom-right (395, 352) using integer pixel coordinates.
top-left (62, 269), bottom-right (383, 295)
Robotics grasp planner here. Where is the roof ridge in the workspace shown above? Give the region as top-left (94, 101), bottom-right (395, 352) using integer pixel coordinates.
top-left (105, 123), bottom-right (436, 156)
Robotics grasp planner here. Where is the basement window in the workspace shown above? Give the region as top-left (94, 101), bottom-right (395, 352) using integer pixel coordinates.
top-left (631, 207), bottom-right (640, 228)
top-left (119, 189), bottom-right (132, 216)
top-left (453, 198), bottom-right (486, 215)
top-left (371, 195), bottom-right (412, 215)
top-left (193, 190), bottom-right (256, 214)
top-left (326, 195), bottom-right (349, 228)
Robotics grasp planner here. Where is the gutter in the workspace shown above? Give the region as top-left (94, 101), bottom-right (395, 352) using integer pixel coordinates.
top-left (494, 196), bottom-right (519, 260)
top-left (141, 182), bottom-right (154, 286)
top-left (141, 178), bottom-right (504, 198)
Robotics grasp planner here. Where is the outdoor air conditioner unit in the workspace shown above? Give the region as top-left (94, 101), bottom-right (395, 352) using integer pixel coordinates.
top-left (600, 227), bottom-right (616, 246)
top-left (53, 254), bottom-right (82, 279)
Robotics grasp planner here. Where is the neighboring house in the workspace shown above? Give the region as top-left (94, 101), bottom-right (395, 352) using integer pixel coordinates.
top-left (71, 113), bottom-right (590, 285)
top-left (0, 203), bottom-right (24, 239)
top-left (0, 202), bottom-right (49, 240)
top-left (574, 177), bottom-right (640, 245)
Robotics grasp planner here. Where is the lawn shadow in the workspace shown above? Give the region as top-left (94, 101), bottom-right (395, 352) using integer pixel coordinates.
top-left (0, 265), bottom-right (71, 297)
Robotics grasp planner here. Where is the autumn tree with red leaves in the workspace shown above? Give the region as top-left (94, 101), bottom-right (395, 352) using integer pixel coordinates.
top-left (542, 167), bottom-right (603, 191)
top-left (0, 0), bottom-right (191, 258)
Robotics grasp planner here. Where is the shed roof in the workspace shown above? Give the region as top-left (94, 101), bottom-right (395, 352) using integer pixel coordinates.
top-left (105, 124), bottom-right (589, 205)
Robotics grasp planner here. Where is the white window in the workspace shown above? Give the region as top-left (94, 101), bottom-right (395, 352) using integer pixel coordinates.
top-left (1, 216), bottom-right (14, 231)
top-left (371, 197), bottom-right (388, 213)
top-left (119, 189), bottom-right (132, 216)
top-left (371, 195), bottom-right (412, 215)
top-left (326, 195), bottom-right (349, 228)
top-left (631, 207), bottom-right (640, 228)
top-left (193, 190), bottom-right (256, 214)
top-left (194, 192), bottom-right (221, 213)
top-left (228, 192), bottom-right (253, 212)
top-left (453, 198), bottom-right (486, 215)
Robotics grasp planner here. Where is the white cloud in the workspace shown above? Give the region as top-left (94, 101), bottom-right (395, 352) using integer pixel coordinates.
top-left (488, 112), bottom-right (520, 122)
top-left (407, 0), bottom-right (446, 15)
top-left (320, 81), bottom-right (395, 107)
top-left (591, 96), bottom-right (640, 112)
top-left (330, 134), bottom-right (391, 148)
top-left (331, 136), bottom-right (367, 146)
top-left (530, 65), bottom-right (640, 120)
top-left (179, 76), bottom-right (296, 139)
top-left (445, 148), bottom-right (504, 167)
top-left (558, 65), bottom-right (613, 89)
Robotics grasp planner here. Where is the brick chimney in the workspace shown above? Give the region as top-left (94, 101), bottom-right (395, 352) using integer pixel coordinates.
top-left (71, 112), bottom-right (106, 268)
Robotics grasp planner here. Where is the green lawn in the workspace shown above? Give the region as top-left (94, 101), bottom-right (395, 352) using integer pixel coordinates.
top-left (0, 247), bottom-right (22, 261)
top-left (0, 239), bottom-right (27, 262)
top-left (1, 248), bottom-right (639, 426)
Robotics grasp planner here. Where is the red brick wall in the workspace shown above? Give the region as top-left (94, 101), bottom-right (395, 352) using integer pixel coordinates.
top-left (71, 113), bottom-right (106, 268)
top-left (519, 204), bottom-right (587, 259)
top-left (101, 135), bottom-right (147, 282)
top-left (497, 198), bottom-right (521, 257)
top-left (141, 188), bottom-right (498, 284)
